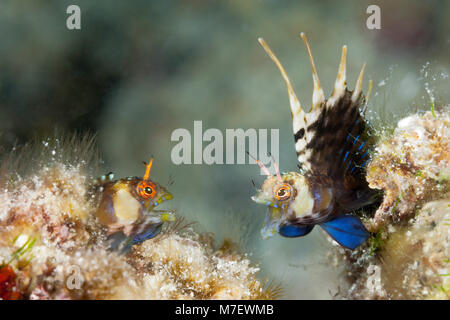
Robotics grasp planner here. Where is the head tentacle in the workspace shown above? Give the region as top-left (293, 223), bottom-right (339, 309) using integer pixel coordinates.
top-left (143, 158), bottom-right (153, 181)
top-left (269, 152), bottom-right (283, 183)
top-left (247, 151), bottom-right (272, 176)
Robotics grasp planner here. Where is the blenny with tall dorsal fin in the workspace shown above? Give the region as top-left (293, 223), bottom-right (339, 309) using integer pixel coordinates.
top-left (251, 33), bottom-right (379, 250)
top-left (93, 158), bottom-right (175, 251)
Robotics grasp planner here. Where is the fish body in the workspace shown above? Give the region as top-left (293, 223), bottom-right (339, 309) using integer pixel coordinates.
top-left (252, 34), bottom-right (379, 250)
top-left (94, 159), bottom-right (174, 248)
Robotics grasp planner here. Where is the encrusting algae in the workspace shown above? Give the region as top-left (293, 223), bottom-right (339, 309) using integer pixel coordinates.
top-left (0, 135), bottom-right (277, 300)
top-left (367, 110), bottom-right (449, 233)
top-left (329, 109), bottom-right (449, 300)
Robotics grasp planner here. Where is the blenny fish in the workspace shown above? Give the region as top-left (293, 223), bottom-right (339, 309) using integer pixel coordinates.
top-left (251, 33), bottom-right (379, 250)
top-left (94, 158), bottom-right (175, 249)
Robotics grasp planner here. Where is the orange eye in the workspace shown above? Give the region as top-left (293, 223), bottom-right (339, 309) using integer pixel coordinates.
top-left (137, 181), bottom-right (156, 199)
top-left (274, 184), bottom-right (292, 201)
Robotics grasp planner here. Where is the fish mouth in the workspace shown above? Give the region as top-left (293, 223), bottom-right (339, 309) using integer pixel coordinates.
top-left (251, 195), bottom-right (268, 205)
top-left (143, 191), bottom-right (175, 222)
top-left (142, 209), bottom-right (175, 223)
top-left (145, 190), bottom-right (173, 210)
top-left (261, 206), bottom-right (285, 239)
top-left (252, 192), bottom-right (290, 239)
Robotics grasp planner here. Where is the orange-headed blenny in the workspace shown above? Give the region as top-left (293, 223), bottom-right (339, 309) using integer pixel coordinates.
top-left (94, 158), bottom-right (174, 251)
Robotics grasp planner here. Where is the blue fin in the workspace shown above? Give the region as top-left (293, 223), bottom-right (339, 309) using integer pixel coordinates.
top-left (319, 215), bottom-right (369, 250)
top-left (132, 223), bottom-right (163, 245)
top-left (279, 223), bottom-right (314, 238)
top-left (106, 232), bottom-right (133, 254)
top-left (106, 223), bottom-right (163, 255)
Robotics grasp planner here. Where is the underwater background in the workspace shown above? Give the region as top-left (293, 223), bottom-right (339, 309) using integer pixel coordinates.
top-left (0, 0), bottom-right (449, 299)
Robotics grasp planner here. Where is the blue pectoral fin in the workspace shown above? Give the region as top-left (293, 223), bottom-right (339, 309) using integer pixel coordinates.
top-left (106, 232), bottom-right (129, 252)
top-left (106, 223), bottom-right (164, 255)
top-left (279, 223), bottom-right (314, 238)
top-left (319, 215), bottom-right (369, 250)
top-left (132, 223), bottom-right (163, 245)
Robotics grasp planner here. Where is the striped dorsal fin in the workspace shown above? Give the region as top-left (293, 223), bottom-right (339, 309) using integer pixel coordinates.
top-left (258, 33), bottom-right (373, 181)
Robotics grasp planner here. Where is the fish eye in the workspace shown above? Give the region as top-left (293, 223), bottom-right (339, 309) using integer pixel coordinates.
top-left (137, 181), bottom-right (156, 199)
top-left (144, 186), bottom-right (153, 195)
top-left (274, 184), bottom-right (292, 201)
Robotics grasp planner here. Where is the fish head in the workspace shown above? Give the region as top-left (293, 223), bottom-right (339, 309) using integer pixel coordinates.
top-left (252, 171), bottom-right (315, 239)
top-left (95, 158), bottom-right (174, 238)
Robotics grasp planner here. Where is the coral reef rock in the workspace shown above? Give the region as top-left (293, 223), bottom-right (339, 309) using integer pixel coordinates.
top-left (0, 137), bottom-right (274, 300)
top-left (331, 110), bottom-right (449, 300)
top-left (367, 110), bottom-right (449, 232)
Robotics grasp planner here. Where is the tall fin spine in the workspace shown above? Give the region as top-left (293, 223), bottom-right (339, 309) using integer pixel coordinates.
top-left (328, 45), bottom-right (347, 107)
top-left (300, 33), bottom-right (325, 111)
top-left (362, 79), bottom-right (373, 115)
top-left (351, 63), bottom-right (366, 103)
top-left (258, 37), bottom-right (306, 134)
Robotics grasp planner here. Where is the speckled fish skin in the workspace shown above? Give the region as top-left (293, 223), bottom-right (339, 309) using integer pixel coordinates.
top-left (252, 34), bottom-right (379, 249)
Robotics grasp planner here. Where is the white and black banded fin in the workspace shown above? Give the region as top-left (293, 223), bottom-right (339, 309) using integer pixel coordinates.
top-left (258, 34), bottom-right (374, 181)
top-left (327, 44), bottom-right (347, 108)
top-left (258, 38), bottom-right (307, 141)
top-left (305, 89), bottom-right (372, 180)
top-left (300, 33), bottom-right (325, 112)
top-left (254, 36), bottom-right (379, 248)
top-left (352, 63), bottom-right (366, 103)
